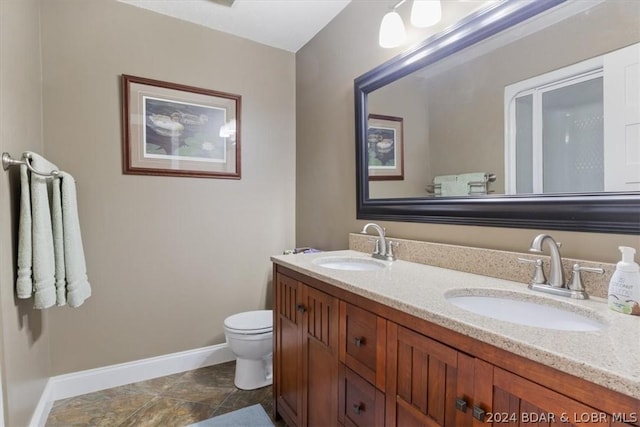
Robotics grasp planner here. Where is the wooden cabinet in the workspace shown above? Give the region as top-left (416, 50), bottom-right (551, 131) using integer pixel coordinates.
top-left (274, 273), bottom-right (302, 425)
top-left (385, 322), bottom-right (468, 427)
top-left (385, 322), bottom-right (640, 427)
top-left (488, 366), bottom-right (636, 427)
top-left (274, 271), bottom-right (339, 427)
top-left (273, 265), bottom-right (640, 427)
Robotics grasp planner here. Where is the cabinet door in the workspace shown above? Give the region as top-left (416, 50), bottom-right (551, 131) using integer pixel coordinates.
top-left (275, 273), bottom-right (303, 427)
top-left (386, 323), bottom-right (464, 427)
top-left (490, 367), bottom-right (621, 427)
top-left (303, 285), bottom-right (340, 427)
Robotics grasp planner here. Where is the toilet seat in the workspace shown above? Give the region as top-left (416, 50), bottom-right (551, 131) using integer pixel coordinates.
top-left (224, 310), bottom-right (272, 335)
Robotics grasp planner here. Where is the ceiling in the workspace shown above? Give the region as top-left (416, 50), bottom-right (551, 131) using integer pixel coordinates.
top-left (118, 0), bottom-right (352, 52)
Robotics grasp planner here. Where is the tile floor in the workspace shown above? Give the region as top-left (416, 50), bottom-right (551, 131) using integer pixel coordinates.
top-left (46, 361), bottom-right (286, 427)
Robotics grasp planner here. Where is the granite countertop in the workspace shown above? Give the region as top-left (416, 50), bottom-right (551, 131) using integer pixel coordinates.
top-left (271, 249), bottom-right (640, 400)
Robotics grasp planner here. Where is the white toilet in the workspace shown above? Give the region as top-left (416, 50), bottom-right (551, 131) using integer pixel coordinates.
top-left (223, 310), bottom-right (273, 390)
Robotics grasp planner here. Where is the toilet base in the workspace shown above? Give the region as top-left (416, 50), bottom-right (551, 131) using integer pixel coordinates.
top-left (234, 354), bottom-right (273, 390)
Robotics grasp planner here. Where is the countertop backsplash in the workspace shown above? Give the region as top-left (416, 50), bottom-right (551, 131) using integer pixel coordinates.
top-left (348, 233), bottom-right (614, 299)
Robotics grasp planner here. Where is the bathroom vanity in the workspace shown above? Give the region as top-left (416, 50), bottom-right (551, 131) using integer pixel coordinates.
top-left (271, 250), bottom-right (640, 427)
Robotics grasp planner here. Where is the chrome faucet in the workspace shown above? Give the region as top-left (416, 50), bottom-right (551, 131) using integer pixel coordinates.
top-left (528, 234), bottom-right (565, 287)
top-left (361, 222), bottom-right (396, 261)
top-left (524, 233), bottom-right (602, 299)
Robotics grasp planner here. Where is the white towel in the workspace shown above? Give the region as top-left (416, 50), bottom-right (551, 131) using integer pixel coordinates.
top-left (459, 172), bottom-right (489, 195)
top-left (15, 152), bottom-right (91, 308)
top-left (16, 163), bottom-right (33, 298)
top-left (58, 171), bottom-right (91, 307)
top-left (433, 174), bottom-right (458, 183)
top-left (52, 174), bottom-right (66, 305)
top-left (457, 172), bottom-right (487, 185)
top-left (434, 172), bottom-right (488, 196)
top-left (29, 153), bottom-right (58, 309)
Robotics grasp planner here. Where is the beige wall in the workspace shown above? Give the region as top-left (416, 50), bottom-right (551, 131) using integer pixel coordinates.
top-left (0, 1), bottom-right (52, 425)
top-left (296, 0), bottom-right (640, 263)
top-left (369, 76), bottom-right (430, 198)
top-left (0, 0), bottom-right (295, 420)
top-left (38, 0), bottom-right (295, 374)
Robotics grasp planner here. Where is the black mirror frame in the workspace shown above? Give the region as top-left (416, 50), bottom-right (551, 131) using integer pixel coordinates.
top-left (355, 0), bottom-right (640, 235)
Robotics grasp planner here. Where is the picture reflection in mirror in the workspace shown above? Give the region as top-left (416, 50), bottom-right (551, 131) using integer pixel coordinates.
top-left (367, 114), bottom-right (404, 181)
top-left (367, 1), bottom-right (639, 199)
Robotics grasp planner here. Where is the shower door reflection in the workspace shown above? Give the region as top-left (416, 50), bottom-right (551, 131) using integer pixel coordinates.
top-left (506, 42), bottom-right (640, 195)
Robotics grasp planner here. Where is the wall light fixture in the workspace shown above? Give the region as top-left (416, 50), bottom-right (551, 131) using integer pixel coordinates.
top-left (379, 0), bottom-right (442, 48)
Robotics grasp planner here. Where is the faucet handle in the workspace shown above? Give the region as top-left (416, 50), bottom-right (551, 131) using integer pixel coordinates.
top-left (386, 241), bottom-right (399, 261)
top-left (567, 263), bottom-right (604, 291)
top-left (367, 238), bottom-right (381, 255)
top-left (518, 257), bottom-right (546, 285)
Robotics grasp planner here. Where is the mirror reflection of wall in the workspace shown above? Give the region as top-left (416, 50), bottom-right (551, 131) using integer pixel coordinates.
top-left (368, 77), bottom-right (429, 198)
top-left (367, 0), bottom-right (640, 200)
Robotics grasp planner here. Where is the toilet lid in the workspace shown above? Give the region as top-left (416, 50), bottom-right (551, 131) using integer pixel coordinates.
top-left (224, 310), bottom-right (273, 334)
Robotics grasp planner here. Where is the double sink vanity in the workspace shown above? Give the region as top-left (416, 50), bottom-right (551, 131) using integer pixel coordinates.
top-left (270, 232), bottom-right (639, 427)
top-left (274, 0), bottom-right (640, 424)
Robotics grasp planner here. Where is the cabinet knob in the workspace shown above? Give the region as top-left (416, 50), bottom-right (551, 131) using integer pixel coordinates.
top-left (354, 336), bottom-right (365, 347)
top-left (296, 304), bottom-right (306, 313)
top-left (472, 406), bottom-right (486, 422)
top-left (352, 403), bottom-right (363, 414)
top-left (455, 398), bottom-right (468, 413)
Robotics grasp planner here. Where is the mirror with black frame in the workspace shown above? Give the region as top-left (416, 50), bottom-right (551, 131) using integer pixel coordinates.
top-left (355, 0), bottom-right (640, 234)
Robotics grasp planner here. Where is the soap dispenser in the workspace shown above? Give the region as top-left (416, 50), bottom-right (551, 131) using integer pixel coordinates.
top-left (608, 246), bottom-right (640, 316)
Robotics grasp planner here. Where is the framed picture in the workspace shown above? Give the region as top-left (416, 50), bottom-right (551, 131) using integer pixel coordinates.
top-left (122, 74), bottom-right (241, 179)
top-left (367, 114), bottom-right (404, 180)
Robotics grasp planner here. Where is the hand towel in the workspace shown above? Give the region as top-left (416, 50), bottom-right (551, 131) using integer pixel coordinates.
top-left (461, 172), bottom-right (490, 194)
top-left (434, 174), bottom-right (469, 196)
top-left (438, 180), bottom-right (470, 196)
top-left (59, 171), bottom-right (91, 307)
top-left (51, 174), bottom-right (67, 305)
top-left (457, 172), bottom-right (488, 185)
top-left (29, 153), bottom-right (58, 309)
top-left (434, 172), bottom-right (489, 196)
top-left (14, 152), bottom-right (91, 308)
top-left (16, 163), bottom-right (33, 298)
top-left (433, 174), bottom-right (457, 184)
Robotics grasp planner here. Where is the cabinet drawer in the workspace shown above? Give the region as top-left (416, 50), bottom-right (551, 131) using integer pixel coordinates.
top-left (343, 367), bottom-right (384, 427)
top-left (341, 303), bottom-right (386, 388)
top-left (345, 303), bottom-right (377, 368)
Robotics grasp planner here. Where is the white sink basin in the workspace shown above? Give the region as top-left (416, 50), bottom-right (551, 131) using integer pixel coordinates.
top-left (312, 256), bottom-right (386, 271)
top-left (446, 291), bottom-right (606, 331)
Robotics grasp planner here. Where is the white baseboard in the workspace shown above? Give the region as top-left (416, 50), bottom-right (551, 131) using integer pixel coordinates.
top-left (30, 380), bottom-right (53, 427)
top-left (30, 343), bottom-right (234, 427)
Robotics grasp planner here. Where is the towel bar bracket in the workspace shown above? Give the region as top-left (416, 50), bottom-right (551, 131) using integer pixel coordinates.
top-left (2, 152), bottom-right (21, 171)
top-left (2, 152), bottom-right (60, 177)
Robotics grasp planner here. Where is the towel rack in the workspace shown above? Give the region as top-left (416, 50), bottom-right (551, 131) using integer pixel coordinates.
top-left (2, 152), bottom-right (60, 178)
top-left (426, 173), bottom-right (497, 196)
top-left (467, 173), bottom-right (496, 195)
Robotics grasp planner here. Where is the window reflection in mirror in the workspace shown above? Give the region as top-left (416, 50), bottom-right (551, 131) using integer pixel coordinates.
top-left (366, 1), bottom-right (639, 200)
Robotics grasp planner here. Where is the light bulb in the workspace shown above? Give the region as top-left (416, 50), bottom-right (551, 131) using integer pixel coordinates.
top-left (379, 10), bottom-right (406, 48)
top-left (410, 0), bottom-right (442, 28)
